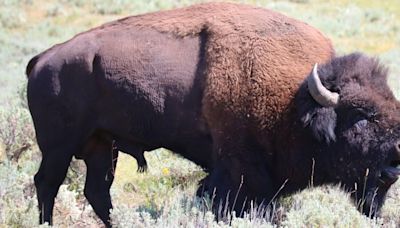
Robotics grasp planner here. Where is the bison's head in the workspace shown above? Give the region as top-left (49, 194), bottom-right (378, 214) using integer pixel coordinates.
top-left (296, 53), bottom-right (400, 216)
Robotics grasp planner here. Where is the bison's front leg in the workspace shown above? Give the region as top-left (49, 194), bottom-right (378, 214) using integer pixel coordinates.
top-left (204, 157), bottom-right (276, 217)
top-left (200, 129), bottom-right (277, 217)
top-left (83, 138), bottom-right (118, 228)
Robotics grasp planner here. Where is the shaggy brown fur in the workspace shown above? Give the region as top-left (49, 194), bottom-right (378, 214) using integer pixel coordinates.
top-left (109, 3), bottom-right (334, 125)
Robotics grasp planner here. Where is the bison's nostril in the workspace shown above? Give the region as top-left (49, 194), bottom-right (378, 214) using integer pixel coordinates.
top-left (396, 141), bottom-right (400, 153)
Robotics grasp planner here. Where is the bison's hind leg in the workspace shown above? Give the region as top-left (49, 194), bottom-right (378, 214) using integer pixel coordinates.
top-left (83, 134), bottom-right (118, 228)
top-left (34, 143), bottom-right (77, 226)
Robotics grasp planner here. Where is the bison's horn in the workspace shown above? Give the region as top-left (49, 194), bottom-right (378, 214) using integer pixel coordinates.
top-left (307, 63), bottom-right (339, 107)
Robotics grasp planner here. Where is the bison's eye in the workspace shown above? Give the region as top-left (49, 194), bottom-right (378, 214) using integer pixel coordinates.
top-left (338, 107), bottom-right (378, 131)
top-left (355, 107), bottom-right (378, 121)
top-left (346, 110), bottom-right (369, 129)
top-left (354, 119), bottom-right (368, 131)
top-left (349, 108), bottom-right (378, 125)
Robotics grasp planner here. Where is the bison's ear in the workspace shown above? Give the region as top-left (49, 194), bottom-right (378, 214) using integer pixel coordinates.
top-left (299, 106), bottom-right (337, 144)
top-left (296, 64), bottom-right (338, 144)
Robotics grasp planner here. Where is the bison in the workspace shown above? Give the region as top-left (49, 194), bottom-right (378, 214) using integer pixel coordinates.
top-left (26, 2), bottom-right (400, 227)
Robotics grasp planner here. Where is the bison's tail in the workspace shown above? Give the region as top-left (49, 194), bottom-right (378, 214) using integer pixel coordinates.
top-left (26, 54), bottom-right (41, 77)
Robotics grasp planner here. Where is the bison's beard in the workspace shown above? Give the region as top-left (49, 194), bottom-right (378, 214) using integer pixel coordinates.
top-left (359, 163), bottom-right (400, 216)
top-left (357, 185), bottom-right (389, 217)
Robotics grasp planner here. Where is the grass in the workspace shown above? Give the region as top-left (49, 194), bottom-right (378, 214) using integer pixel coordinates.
top-left (0, 0), bottom-right (399, 227)
top-left (280, 185), bottom-right (388, 227)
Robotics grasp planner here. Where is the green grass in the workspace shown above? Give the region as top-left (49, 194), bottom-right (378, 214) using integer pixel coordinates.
top-left (0, 0), bottom-right (399, 227)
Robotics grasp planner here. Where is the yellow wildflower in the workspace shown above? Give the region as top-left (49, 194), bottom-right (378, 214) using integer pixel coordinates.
top-left (162, 167), bottom-right (170, 175)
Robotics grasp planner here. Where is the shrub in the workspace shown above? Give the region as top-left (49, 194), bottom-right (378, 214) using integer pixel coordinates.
top-left (280, 185), bottom-right (392, 227)
top-left (380, 181), bottom-right (400, 225)
top-left (0, 105), bottom-right (35, 162)
top-left (110, 188), bottom-right (276, 228)
top-left (0, 161), bottom-right (38, 227)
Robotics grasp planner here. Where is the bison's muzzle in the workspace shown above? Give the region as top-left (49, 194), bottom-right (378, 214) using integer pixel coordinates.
top-left (380, 166), bottom-right (400, 186)
top-left (380, 141), bottom-right (400, 186)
